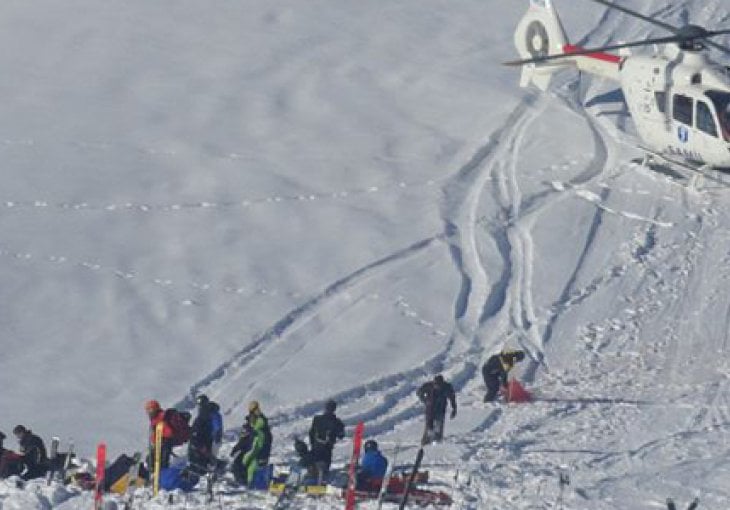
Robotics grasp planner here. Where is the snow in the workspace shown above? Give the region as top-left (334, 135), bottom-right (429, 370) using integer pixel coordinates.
top-left (1, 0), bottom-right (730, 508)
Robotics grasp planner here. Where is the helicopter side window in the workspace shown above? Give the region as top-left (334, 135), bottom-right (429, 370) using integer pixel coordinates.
top-left (672, 94), bottom-right (693, 126)
top-left (655, 92), bottom-right (666, 114)
top-left (706, 90), bottom-right (730, 142)
top-left (696, 101), bottom-right (717, 138)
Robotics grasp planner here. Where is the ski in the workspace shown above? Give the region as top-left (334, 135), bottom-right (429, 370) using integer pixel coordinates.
top-left (273, 465), bottom-right (302, 510)
top-left (94, 443), bottom-right (106, 510)
top-left (377, 442), bottom-right (400, 510)
top-left (46, 436), bottom-right (60, 485)
top-left (59, 440), bottom-right (74, 485)
top-left (398, 447), bottom-right (424, 510)
top-left (345, 421), bottom-right (365, 510)
top-left (153, 422), bottom-right (163, 496)
top-left (123, 451), bottom-right (143, 509)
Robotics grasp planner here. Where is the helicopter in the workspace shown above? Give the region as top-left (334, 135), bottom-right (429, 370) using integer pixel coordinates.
top-left (505, 0), bottom-right (730, 172)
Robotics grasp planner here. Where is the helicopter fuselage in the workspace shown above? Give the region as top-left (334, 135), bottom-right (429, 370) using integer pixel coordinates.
top-left (620, 51), bottom-right (730, 169)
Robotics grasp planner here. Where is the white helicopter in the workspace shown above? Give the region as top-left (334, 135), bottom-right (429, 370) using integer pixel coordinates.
top-left (506, 0), bottom-right (730, 172)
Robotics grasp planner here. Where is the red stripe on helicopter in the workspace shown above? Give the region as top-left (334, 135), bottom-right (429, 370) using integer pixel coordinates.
top-left (563, 44), bottom-right (621, 64)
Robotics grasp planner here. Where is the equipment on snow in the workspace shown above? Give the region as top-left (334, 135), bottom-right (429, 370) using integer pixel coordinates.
top-left (377, 442), bottom-right (400, 510)
top-left (345, 421), bottom-right (365, 510)
top-left (153, 422), bottom-right (163, 496)
top-left (59, 440), bottom-right (74, 484)
top-left (94, 443), bottom-right (106, 510)
top-left (667, 498), bottom-right (700, 510)
top-left (398, 447), bottom-right (424, 510)
top-left (272, 464), bottom-right (304, 510)
top-left (501, 379), bottom-right (532, 403)
top-left (46, 437), bottom-right (59, 486)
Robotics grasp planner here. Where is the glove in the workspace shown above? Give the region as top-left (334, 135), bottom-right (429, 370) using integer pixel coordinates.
top-left (450, 409), bottom-right (457, 419)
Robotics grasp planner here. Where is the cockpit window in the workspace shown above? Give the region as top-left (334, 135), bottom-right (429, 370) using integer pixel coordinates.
top-left (672, 94), bottom-right (693, 125)
top-left (697, 101), bottom-right (718, 138)
top-left (706, 90), bottom-right (730, 142)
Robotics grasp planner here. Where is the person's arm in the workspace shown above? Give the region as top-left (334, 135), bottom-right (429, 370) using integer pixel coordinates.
top-left (336, 419), bottom-right (345, 440)
top-left (416, 383), bottom-right (428, 403)
top-left (448, 386), bottom-right (457, 418)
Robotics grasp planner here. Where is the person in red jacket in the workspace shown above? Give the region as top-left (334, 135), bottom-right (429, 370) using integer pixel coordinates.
top-left (145, 400), bottom-right (174, 472)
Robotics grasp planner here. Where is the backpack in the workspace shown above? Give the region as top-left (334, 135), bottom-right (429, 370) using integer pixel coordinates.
top-left (164, 409), bottom-right (192, 446)
top-left (209, 402), bottom-right (224, 444)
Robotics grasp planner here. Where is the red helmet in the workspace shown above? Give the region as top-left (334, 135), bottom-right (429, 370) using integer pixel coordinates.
top-left (144, 400), bottom-right (161, 412)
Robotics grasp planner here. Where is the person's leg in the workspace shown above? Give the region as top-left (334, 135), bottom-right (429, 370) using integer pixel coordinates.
top-left (434, 416), bottom-right (445, 441)
top-left (484, 376), bottom-right (500, 402)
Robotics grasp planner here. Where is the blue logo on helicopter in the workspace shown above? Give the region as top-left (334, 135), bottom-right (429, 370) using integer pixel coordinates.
top-left (677, 125), bottom-right (689, 143)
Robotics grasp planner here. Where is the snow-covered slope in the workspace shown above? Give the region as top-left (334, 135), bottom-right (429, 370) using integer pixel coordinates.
top-left (1, 0), bottom-right (729, 508)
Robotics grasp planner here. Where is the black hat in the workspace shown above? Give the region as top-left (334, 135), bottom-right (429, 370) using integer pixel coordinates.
top-left (325, 399), bottom-right (337, 413)
top-left (364, 439), bottom-right (378, 452)
top-left (12, 425), bottom-right (26, 436)
top-left (196, 394), bottom-right (209, 406)
top-left (434, 374), bottom-right (445, 384)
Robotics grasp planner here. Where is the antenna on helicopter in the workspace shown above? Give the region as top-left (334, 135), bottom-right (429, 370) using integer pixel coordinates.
top-left (504, 0), bottom-right (730, 66)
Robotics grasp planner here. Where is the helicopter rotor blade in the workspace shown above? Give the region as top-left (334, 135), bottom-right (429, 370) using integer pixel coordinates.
top-left (704, 29), bottom-right (730, 55)
top-left (585, 0), bottom-right (680, 34)
top-left (503, 35), bottom-right (681, 67)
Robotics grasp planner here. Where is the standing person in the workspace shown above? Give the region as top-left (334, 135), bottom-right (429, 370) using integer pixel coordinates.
top-left (481, 350), bottom-right (526, 402)
top-left (188, 394), bottom-right (223, 471)
top-left (356, 439), bottom-right (388, 490)
top-left (144, 400), bottom-right (174, 472)
top-left (240, 401), bottom-right (272, 487)
top-left (11, 425), bottom-right (48, 480)
top-left (416, 374), bottom-right (457, 445)
top-left (308, 399), bottom-right (345, 483)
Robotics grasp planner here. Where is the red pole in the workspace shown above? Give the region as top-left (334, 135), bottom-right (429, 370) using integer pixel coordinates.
top-left (345, 422), bottom-right (364, 510)
top-left (94, 443), bottom-right (106, 510)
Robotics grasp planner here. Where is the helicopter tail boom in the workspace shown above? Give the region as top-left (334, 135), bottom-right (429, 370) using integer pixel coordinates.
top-left (514, 1), bottom-right (621, 89)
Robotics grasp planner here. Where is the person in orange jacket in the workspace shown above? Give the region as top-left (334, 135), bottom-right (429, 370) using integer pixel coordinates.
top-left (145, 400), bottom-right (174, 471)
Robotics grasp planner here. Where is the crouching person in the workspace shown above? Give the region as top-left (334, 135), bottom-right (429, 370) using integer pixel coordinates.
top-left (356, 440), bottom-right (388, 491)
top-left (12, 425), bottom-right (48, 480)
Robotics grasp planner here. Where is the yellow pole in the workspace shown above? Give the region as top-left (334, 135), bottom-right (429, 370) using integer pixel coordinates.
top-left (153, 421), bottom-right (163, 496)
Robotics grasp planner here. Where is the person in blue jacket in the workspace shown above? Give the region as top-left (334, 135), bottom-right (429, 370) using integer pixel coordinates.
top-left (188, 394), bottom-right (223, 472)
top-left (357, 439), bottom-right (388, 491)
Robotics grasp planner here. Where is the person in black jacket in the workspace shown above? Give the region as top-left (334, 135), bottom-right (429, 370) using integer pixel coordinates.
top-left (12, 425), bottom-right (48, 480)
top-left (416, 374), bottom-right (457, 445)
top-left (482, 350), bottom-right (526, 402)
top-left (229, 416), bottom-right (253, 485)
top-left (308, 400), bottom-right (344, 483)
top-left (188, 394), bottom-right (223, 472)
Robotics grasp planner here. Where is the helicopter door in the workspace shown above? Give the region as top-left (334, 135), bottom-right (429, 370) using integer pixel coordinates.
top-left (669, 93), bottom-right (700, 161)
top-left (694, 99), bottom-right (726, 166)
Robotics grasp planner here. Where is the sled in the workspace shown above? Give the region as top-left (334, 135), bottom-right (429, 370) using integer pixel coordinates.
top-left (501, 379), bottom-right (532, 403)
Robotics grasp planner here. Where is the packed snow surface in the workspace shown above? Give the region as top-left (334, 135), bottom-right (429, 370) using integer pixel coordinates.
top-left (1, 0), bottom-right (729, 508)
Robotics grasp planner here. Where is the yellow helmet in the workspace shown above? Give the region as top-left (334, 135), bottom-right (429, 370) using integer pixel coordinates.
top-left (248, 400), bottom-right (261, 413)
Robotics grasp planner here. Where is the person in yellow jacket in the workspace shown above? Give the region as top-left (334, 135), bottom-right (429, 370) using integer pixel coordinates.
top-left (481, 350), bottom-right (526, 402)
top-left (240, 401), bottom-right (272, 486)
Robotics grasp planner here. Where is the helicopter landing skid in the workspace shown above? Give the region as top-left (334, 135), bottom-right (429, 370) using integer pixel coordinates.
top-left (636, 146), bottom-right (730, 191)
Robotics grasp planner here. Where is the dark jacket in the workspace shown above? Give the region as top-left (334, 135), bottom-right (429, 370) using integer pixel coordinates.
top-left (190, 401), bottom-right (223, 451)
top-left (18, 431), bottom-right (48, 479)
top-left (482, 350), bottom-right (526, 387)
top-left (417, 380), bottom-right (456, 419)
top-left (231, 421), bottom-right (254, 459)
top-left (308, 412), bottom-right (345, 454)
